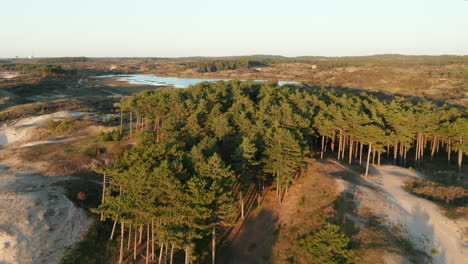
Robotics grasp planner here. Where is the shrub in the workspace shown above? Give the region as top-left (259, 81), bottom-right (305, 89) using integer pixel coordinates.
top-left (295, 223), bottom-right (355, 264)
top-left (45, 119), bottom-right (76, 134)
top-left (405, 178), bottom-right (467, 204)
top-left (97, 130), bottom-right (120, 142)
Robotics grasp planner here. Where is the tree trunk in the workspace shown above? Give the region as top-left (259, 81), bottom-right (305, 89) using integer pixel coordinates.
top-left (139, 225), bottom-right (143, 244)
top-left (276, 181), bottom-right (280, 201)
top-left (165, 243), bottom-right (168, 264)
top-left (110, 220), bottom-right (117, 240)
top-left (170, 244), bottom-right (174, 264)
top-left (159, 243), bottom-right (164, 264)
top-left (394, 141), bottom-right (398, 164)
top-left (134, 225), bottom-right (137, 260)
top-left (152, 219), bottom-right (155, 260)
top-left (240, 190), bottom-right (245, 220)
top-left (185, 247), bottom-right (189, 264)
top-left (348, 139), bottom-right (353, 164)
top-left (365, 143), bottom-right (372, 177)
top-left (338, 130), bottom-right (343, 160)
top-left (119, 222), bottom-right (124, 264)
top-left (130, 111), bottom-right (133, 139)
top-left (359, 142), bottom-right (363, 165)
top-left (378, 152), bottom-right (381, 166)
top-left (321, 135), bottom-right (325, 159)
top-left (212, 226), bottom-right (216, 264)
top-left (146, 224), bottom-right (150, 264)
top-left (458, 138), bottom-right (463, 173)
top-left (127, 223), bottom-right (132, 250)
top-left (120, 108), bottom-right (123, 134)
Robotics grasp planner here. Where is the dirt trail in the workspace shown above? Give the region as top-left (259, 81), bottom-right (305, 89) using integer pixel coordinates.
top-left (360, 165), bottom-right (468, 264)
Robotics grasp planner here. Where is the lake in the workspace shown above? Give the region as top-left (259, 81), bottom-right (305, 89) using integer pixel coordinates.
top-left (97, 74), bottom-right (300, 88)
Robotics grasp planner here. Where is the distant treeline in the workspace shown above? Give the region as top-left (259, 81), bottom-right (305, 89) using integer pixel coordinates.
top-left (176, 54), bottom-right (468, 71)
top-left (0, 64), bottom-right (67, 75)
top-left (179, 59), bottom-right (269, 72)
top-left (39, 57), bottom-right (89, 63)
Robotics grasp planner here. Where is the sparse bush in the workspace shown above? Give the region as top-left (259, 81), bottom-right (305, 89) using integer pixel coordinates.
top-left (45, 119), bottom-right (76, 134)
top-left (405, 178), bottom-right (467, 205)
top-left (97, 130), bottom-right (120, 142)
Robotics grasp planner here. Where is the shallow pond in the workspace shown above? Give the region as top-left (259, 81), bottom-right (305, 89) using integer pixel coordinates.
top-left (97, 74), bottom-right (300, 88)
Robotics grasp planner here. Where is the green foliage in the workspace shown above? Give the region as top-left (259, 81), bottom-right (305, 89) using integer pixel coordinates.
top-left (179, 59), bottom-right (268, 72)
top-left (39, 57), bottom-right (89, 63)
top-left (97, 130), bottom-right (121, 142)
top-left (95, 79), bottom-right (467, 262)
top-left (45, 119), bottom-right (76, 134)
top-left (295, 223), bottom-right (355, 264)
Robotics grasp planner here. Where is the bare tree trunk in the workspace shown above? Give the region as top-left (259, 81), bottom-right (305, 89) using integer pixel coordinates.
top-left (394, 141), bottom-right (398, 164)
top-left (378, 152), bottom-right (381, 166)
top-left (212, 226), bottom-right (216, 264)
top-left (240, 190), bottom-right (245, 220)
top-left (110, 220), bottom-right (117, 240)
top-left (338, 130), bottom-right (343, 160)
top-left (146, 224), bottom-right (150, 264)
top-left (321, 135), bottom-right (325, 159)
top-left (130, 111), bottom-right (133, 139)
top-left (359, 141), bottom-right (363, 165)
top-left (139, 225), bottom-right (143, 244)
top-left (159, 243), bottom-right (164, 264)
top-left (152, 219), bottom-right (155, 260)
top-left (119, 222), bottom-right (124, 264)
top-left (164, 243), bottom-right (168, 264)
top-left (170, 244), bottom-right (174, 264)
top-left (185, 247), bottom-right (189, 264)
top-left (134, 225), bottom-right (137, 260)
top-left (120, 108), bottom-right (123, 134)
top-left (458, 138), bottom-right (463, 173)
top-left (348, 139), bottom-right (353, 164)
top-left (127, 223), bottom-right (132, 250)
top-left (365, 143), bottom-right (372, 177)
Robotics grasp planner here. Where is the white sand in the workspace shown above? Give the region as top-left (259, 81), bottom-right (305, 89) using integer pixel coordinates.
top-left (349, 165), bottom-right (468, 264)
top-left (0, 112), bottom-right (95, 264)
top-left (0, 163), bottom-right (92, 264)
top-left (0, 111), bottom-right (85, 147)
top-left (0, 72), bottom-right (21, 79)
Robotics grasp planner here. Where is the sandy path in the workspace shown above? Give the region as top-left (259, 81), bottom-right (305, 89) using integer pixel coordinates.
top-left (366, 165), bottom-right (467, 264)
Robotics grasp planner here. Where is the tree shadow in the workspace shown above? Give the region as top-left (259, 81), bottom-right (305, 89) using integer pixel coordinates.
top-left (218, 209), bottom-right (278, 264)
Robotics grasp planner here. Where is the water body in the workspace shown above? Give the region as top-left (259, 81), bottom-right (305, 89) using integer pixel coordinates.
top-left (97, 74), bottom-right (300, 88)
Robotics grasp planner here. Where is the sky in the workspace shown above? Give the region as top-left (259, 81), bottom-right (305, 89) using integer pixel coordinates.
top-left (1, 0), bottom-right (467, 57)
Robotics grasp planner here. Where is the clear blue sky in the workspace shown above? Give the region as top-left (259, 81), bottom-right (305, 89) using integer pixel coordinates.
top-left (1, 0), bottom-right (467, 57)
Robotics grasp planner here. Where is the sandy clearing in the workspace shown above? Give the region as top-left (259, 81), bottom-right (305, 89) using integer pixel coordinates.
top-left (0, 111), bottom-right (107, 264)
top-left (355, 165), bottom-right (468, 264)
top-left (0, 111), bottom-right (86, 147)
top-left (0, 163), bottom-right (92, 264)
top-left (0, 72), bottom-right (21, 79)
